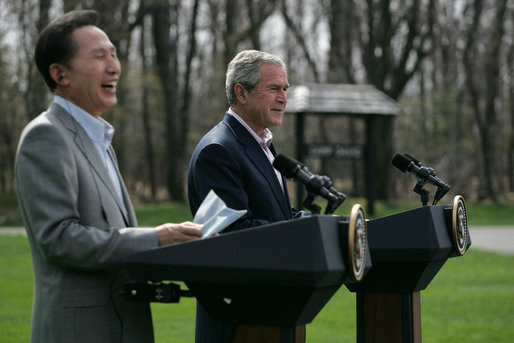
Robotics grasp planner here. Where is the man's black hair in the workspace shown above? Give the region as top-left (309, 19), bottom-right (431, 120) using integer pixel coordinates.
top-left (35, 10), bottom-right (98, 92)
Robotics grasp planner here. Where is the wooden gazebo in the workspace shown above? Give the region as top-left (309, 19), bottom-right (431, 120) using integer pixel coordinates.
top-left (285, 83), bottom-right (402, 214)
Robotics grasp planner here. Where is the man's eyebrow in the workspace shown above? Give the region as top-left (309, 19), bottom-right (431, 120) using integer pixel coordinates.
top-left (268, 82), bottom-right (289, 89)
top-left (89, 46), bottom-right (117, 54)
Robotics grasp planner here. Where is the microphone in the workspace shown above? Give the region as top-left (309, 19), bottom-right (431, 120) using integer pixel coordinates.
top-left (273, 153), bottom-right (346, 205)
top-left (392, 153), bottom-right (450, 203)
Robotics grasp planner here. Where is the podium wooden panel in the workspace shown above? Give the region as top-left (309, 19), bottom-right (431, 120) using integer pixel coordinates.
top-left (232, 325), bottom-right (306, 343)
top-left (357, 292), bottom-right (421, 343)
top-left (348, 203), bottom-right (470, 343)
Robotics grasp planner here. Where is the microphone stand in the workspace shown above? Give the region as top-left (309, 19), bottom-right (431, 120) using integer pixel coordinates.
top-left (409, 159), bottom-right (443, 206)
top-left (413, 182), bottom-right (429, 206)
top-left (433, 186), bottom-right (448, 205)
top-left (302, 191), bottom-right (345, 215)
top-left (399, 153), bottom-right (451, 207)
top-left (298, 173), bottom-right (346, 215)
top-left (324, 196), bottom-right (345, 215)
top-left (303, 193), bottom-right (322, 214)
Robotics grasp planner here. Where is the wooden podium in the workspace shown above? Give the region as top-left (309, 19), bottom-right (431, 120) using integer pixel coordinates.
top-left (347, 196), bottom-right (471, 343)
top-left (124, 207), bottom-right (370, 343)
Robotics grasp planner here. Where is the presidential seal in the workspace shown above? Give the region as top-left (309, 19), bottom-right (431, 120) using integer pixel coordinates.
top-left (348, 204), bottom-right (367, 281)
top-left (452, 195), bottom-right (469, 255)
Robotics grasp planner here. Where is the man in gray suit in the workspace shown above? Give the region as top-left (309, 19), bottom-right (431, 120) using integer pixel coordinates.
top-left (15, 10), bottom-right (202, 343)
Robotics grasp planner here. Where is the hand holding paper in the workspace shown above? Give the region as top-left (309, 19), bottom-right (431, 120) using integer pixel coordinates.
top-left (193, 190), bottom-right (247, 238)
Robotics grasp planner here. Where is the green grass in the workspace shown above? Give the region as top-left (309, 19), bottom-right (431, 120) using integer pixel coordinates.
top-left (129, 198), bottom-right (514, 227)
top-left (331, 198), bottom-right (514, 225)
top-left (0, 236), bottom-right (34, 342)
top-left (1, 235), bottom-right (513, 342)
top-left (2, 196), bottom-right (513, 227)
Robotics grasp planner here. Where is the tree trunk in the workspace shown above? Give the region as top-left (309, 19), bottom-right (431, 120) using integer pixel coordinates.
top-left (358, 0), bottom-right (435, 200)
top-left (462, 0), bottom-right (507, 202)
top-left (152, 1), bottom-right (184, 201)
top-left (281, 0), bottom-right (319, 82)
top-left (326, 0), bottom-right (360, 195)
top-left (180, 0), bottom-right (200, 143)
top-left (508, 30), bottom-right (514, 192)
top-left (25, 0), bottom-right (52, 120)
top-left (224, 0), bottom-right (279, 67)
top-left (140, 18), bottom-right (157, 200)
top-left (224, 0), bottom-right (240, 68)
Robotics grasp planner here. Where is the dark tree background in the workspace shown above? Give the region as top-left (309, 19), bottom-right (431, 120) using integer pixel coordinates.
top-left (1, 0), bottom-right (512, 211)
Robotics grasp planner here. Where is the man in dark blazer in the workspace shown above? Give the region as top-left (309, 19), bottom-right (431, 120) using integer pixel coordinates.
top-left (15, 10), bottom-right (202, 343)
top-left (188, 50), bottom-right (307, 342)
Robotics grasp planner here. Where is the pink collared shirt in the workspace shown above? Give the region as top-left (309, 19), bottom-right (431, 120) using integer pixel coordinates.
top-left (227, 108), bottom-right (284, 192)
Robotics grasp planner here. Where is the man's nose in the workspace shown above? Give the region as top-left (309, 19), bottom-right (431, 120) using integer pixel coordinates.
top-left (277, 89), bottom-right (287, 103)
top-left (107, 57), bottom-right (121, 76)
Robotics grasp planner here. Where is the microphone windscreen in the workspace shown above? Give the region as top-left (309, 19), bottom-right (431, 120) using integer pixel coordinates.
top-left (273, 154), bottom-right (299, 178)
top-left (392, 153), bottom-right (412, 172)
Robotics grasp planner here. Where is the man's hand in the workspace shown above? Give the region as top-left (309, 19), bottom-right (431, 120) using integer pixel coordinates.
top-left (156, 221), bottom-right (203, 246)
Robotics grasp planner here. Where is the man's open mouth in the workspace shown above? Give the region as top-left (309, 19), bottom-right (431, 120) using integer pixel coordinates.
top-left (101, 82), bottom-right (117, 89)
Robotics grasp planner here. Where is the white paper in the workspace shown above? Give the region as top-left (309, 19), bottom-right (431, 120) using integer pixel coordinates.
top-left (194, 190), bottom-right (247, 238)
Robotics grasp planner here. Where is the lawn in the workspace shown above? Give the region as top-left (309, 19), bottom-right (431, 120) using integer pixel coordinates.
top-left (1, 235), bottom-right (513, 342)
top-left (130, 198), bottom-right (514, 227)
top-left (1, 200), bottom-right (513, 342)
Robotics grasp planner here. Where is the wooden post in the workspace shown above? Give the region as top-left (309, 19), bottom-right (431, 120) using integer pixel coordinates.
top-left (295, 112), bottom-right (306, 208)
top-left (364, 117), bottom-right (376, 215)
top-left (232, 325), bottom-right (306, 343)
top-left (357, 292), bottom-right (422, 343)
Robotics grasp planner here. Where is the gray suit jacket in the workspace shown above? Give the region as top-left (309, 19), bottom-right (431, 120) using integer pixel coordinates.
top-left (15, 103), bottom-right (159, 343)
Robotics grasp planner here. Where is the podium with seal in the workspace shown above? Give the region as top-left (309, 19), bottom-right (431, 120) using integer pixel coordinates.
top-left (123, 194), bottom-right (470, 342)
top-left (123, 205), bottom-right (370, 343)
top-left (347, 195), bottom-right (471, 343)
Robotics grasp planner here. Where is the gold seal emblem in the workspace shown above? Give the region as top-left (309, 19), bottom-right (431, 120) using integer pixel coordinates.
top-left (348, 204), bottom-right (367, 281)
top-left (452, 195), bottom-right (469, 255)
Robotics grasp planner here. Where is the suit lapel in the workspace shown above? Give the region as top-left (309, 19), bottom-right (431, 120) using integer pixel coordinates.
top-left (224, 114), bottom-right (292, 219)
top-left (106, 146), bottom-right (138, 226)
top-left (51, 104), bottom-right (133, 226)
top-left (269, 143), bottom-right (293, 207)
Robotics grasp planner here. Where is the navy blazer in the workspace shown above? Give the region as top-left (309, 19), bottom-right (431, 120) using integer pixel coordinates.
top-left (188, 112), bottom-right (297, 231)
top-left (187, 113), bottom-right (301, 342)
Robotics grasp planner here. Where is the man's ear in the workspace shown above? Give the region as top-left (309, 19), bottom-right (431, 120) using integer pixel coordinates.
top-left (234, 83), bottom-right (248, 104)
top-left (49, 63), bottom-right (69, 86)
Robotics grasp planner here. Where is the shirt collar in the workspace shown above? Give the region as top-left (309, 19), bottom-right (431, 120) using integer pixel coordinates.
top-left (227, 108), bottom-right (273, 148)
top-left (53, 95), bottom-right (114, 150)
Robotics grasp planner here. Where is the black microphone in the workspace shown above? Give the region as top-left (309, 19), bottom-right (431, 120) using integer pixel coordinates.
top-left (392, 153), bottom-right (451, 193)
top-left (273, 153), bottom-right (345, 204)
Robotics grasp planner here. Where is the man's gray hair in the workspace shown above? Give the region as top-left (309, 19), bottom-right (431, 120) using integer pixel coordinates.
top-left (225, 50), bottom-right (287, 106)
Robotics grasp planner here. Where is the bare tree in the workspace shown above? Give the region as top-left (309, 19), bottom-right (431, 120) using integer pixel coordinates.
top-left (224, 0), bottom-right (279, 67)
top-left (180, 0), bottom-right (200, 146)
top-left (0, 0), bottom-right (51, 194)
top-left (325, 0), bottom-right (361, 196)
top-left (0, 28), bottom-right (19, 193)
top-left (317, 0), bottom-right (436, 200)
top-left (17, 0), bottom-right (52, 121)
top-left (508, 16), bottom-right (514, 192)
top-left (2, 0), bottom-right (512, 205)
top-left (28, 0), bottom-right (52, 117)
top-left (152, 0), bottom-right (184, 200)
top-left (462, 0), bottom-right (509, 202)
top-left (326, 0), bottom-right (356, 84)
top-left (281, 0), bottom-right (320, 82)
top-left (359, 0), bottom-right (436, 199)
top-left (140, 15), bottom-right (157, 200)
